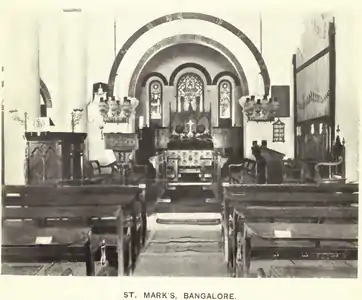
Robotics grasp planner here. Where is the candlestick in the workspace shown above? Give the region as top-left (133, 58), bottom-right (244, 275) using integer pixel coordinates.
top-left (139, 116), bottom-right (144, 128)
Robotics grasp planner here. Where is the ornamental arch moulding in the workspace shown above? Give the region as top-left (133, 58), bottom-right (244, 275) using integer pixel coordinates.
top-left (141, 72), bottom-right (168, 87)
top-left (109, 12), bottom-right (270, 97)
top-left (128, 34), bottom-right (248, 97)
top-left (169, 62), bottom-right (212, 86)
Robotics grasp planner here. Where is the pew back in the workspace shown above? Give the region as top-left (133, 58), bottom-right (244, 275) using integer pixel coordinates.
top-left (2, 184), bottom-right (145, 276)
top-left (224, 183), bottom-right (358, 207)
top-left (3, 185), bottom-right (142, 206)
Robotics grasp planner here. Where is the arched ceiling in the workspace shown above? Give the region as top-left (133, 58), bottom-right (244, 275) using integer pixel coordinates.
top-left (129, 34), bottom-right (249, 97)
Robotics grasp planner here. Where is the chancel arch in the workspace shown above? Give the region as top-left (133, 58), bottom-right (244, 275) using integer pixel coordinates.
top-left (127, 37), bottom-right (248, 179)
top-left (136, 43), bottom-right (244, 129)
top-left (128, 34), bottom-right (248, 97)
top-left (109, 12), bottom-right (270, 96)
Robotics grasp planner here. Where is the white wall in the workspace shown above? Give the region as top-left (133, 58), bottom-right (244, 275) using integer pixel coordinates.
top-left (138, 44), bottom-right (236, 83)
top-left (3, 12), bottom-right (40, 185)
top-left (334, 11), bottom-right (360, 182)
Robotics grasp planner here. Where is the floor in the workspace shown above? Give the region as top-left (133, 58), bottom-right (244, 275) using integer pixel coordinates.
top-left (133, 213), bottom-right (229, 277)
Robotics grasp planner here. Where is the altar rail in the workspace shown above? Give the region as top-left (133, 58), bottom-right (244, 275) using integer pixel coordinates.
top-left (220, 183), bottom-right (358, 278)
top-left (2, 184), bottom-right (148, 276)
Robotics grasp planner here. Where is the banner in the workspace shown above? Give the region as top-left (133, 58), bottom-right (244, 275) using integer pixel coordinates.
top-left (296, 52), bottom-right (330, 122)
top-left (296, 13), bottom-right (333, 67)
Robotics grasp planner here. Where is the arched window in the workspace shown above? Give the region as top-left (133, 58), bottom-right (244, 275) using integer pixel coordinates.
top-left (218, 80), bottom-right (232, 120)
top-left (149, 80), bottom-right (163, 120)
top-left (177, 73), bottom-right (204, 112)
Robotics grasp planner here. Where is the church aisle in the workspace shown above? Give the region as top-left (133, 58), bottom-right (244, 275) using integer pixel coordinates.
top-left (132, 213), bottom-right (229, 277)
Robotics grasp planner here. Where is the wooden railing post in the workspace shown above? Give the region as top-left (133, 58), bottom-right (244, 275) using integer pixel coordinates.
top-left (117, 206), bottom-right (125, 276)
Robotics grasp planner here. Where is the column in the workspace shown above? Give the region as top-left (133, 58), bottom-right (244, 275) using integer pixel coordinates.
top-left (58, 9), bottom-right (87, 132)
top-left (4, 13), bottom-right (40, 184)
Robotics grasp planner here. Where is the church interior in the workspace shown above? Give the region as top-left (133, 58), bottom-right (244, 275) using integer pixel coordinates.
top-left (0, 3), bottom-right (360, 278)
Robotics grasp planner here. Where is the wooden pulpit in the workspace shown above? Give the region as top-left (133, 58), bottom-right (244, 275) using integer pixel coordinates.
top-left (260, 147), bottom-right (286, 184)
top-left (25, 132), bottom-right (87, 185)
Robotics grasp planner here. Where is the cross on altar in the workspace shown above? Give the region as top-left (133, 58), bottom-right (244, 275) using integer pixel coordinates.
top-left (186, 119), bottom-right (194, 135)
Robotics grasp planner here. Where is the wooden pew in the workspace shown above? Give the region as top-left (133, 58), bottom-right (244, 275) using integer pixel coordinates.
top-left (2, 222), bottom-right (95, 276)
top-left (3, 184), bottom-right (147, 246)
top-left (221, 183), bottom-right (358, 278)
top-left (2, 184), bottom-right (147, 275)
top-left (2, 205), bottom-right (129, 276)
top-left (239, 221), bottom-right (357, 278)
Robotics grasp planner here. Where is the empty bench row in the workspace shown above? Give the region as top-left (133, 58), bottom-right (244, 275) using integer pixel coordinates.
top-left (1, 184), bottom-right (153, 276)
top-left (219, 183), bottom-right (359, 278)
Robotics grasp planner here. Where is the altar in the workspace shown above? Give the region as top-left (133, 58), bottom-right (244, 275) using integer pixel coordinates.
top-left (150, 92), bottom-right (236, 183)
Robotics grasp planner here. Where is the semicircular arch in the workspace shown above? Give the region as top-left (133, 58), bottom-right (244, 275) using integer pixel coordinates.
top-left (109, 12), bottom-right (270, 96)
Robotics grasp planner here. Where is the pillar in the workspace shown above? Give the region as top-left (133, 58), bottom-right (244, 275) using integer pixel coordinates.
top-left (4, 13), bottom-right (40, 184)
top-left (58, 9), bottom-right (87, 132)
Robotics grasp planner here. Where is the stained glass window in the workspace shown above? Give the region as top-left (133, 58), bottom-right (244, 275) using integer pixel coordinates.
top-left (177, 73), bottom-right (204, 112)
top-left (218, 80), bottom-right (232, 119)
top-left (149, 80), bottom-right (162, 120)
top-left (272, 118), bottom-right (285, 143)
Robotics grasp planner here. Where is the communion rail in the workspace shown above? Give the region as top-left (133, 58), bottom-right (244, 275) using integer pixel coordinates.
top-left (2, 184), bottom-right (147, 276)
top-left (221, 183), bottom-right (358, 278)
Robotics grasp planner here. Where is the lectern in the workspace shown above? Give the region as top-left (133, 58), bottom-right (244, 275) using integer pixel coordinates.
top-left (260, 147), bottom-right (286, 184)
top-left (104, 132), bottom-right (139, 184)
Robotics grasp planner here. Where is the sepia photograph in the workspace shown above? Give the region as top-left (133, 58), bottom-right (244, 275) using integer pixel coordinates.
top-left (0, 0), bottom-right (359, 281)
